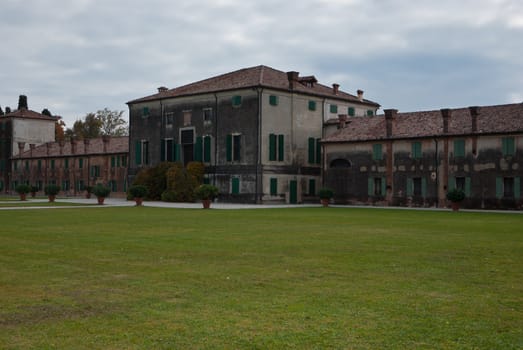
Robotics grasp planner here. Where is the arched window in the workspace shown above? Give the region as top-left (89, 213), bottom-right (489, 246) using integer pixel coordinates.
top-left (330, 158), bottom-right (351, 168)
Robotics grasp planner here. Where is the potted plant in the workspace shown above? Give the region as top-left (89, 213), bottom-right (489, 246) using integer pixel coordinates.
top-left (319, 187), bottom-right (334, 207)
top-left (15, 184), bottom-right (31, 201)
top-left (85, 186), bottom-right (93, 199)
top-left (128, 185), bottom-right (149, 206)
top-left (30, 185), bottom-right (38, 198)
top-left (91, 184), bottom-right (111, 205)
top-left (194, 184), bottom-right (219, 209)
top-left (44, 184), bottom-right (61, 202)
top-left (446, 188), bottom-right (465, 211)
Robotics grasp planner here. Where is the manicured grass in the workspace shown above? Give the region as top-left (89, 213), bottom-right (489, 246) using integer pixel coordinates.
top-left (0, 201), bottom-right (94, 207)
top-left (1, 207), bottom-right (522, 349)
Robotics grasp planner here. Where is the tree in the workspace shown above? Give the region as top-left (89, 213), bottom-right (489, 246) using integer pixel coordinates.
top-left (41, 108), bottom-right (52, 117)
top-left (55, 120), bottom-right (66, 142)
top-left (66, 113), bottom-right (102, 139)
top-left (97, 108), bottom-right (128, 136)
top-left (18, 95), bottom-right (28, 110)
top-left (5, 107), bottom-right (11, 114)
top-left (0, 106), bottom-right (4, 116)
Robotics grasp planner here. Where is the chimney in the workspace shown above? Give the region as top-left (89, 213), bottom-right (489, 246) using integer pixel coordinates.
top-left (157, 86), bottom-right (168, 93)
top-left (29, 144), bottom-right (35, 157)
top-left (287, 71), bottom-right (299, 90)
top-left (332, 83), bottom-right (339, 95)
top-left (84, 139), bottom-right (90, 154)
top-left (357, 89), bottom-right (364, 101)
top-left (338, 114), bottom-right (348, 129)
top-left (102, 135), bottom-right (110, 153)
top-left (469, 106), bottom-right (480, 133)
top-left (70, 138), bottom-right (77, 155)
top-left (59, 141), bottom-right (65, 155)
top-left (384, 109), bottom-right (397, 138)
top-left (441, 108), bottom-right (452, 134)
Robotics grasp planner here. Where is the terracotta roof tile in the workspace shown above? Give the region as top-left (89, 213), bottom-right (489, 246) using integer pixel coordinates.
top-left (323, 103), bottom-right (523, 143)
top-left (128, 65), bottom-right (380, 106)
top-left (16, 137), bottom-right (129, 159)
top-left (3, 108), bottom-right (58, 121)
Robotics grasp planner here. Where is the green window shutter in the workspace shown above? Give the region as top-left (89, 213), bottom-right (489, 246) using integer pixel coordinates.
top-left (204, 136), bottom-right (211, 163)
top-left (407, 178), bottom-right (413, 196)
top-left (232, 95), bottom-right (242, 106)
top-left (367, 110), bottom-right (374, 116)
top-left (465, 177), bottom-right (472, 197)
top-left (412, 142), bottom-right (422, 159)
top-left (64, 159), bottom-right (69, 169)
top-left (495, 177), bottom-right (503, 199)
top-left (421, 178), bottom-right (427, 198)
top-left (348, 107), bottom-right (355, 116)
top-left (160, 139), bottom-right (166, 161)
top-left (308, 137), bottom-right (315, 163)
top-left (195, 136), bottom-right (203, 162)
top-left (309, 179), bottom-right (316, 196)
top-left (231, 177), bottom-right (240, 194)
top-left (117, 156), bottom-right (121, 167)
top-left (454, 139), bottom-right (465, 157)
top-left (269, 95), bottom-right (278, 106)
top-left (382, 177), bottom-right (387, 196)
top-left (502, 137), bottom-right (515, 156)
top-left (270, 178), bottom-right (277, 196)
top-left (278, 134), bottom-right (284, 161)
top-left (315, 138), bottom-right (321, 165)
top-left (449, 177), bottom-right (456, 190)
top-left (226, 134), bottom-right (233, 161)
top-left (269, 134), bottom-right (277, 161)
top-left (51, 159), bottom-right (55, 169)
top-left (135, 140), bottom-right (142, 165)
top-left (368, 178), bottom-right (374, 196)
top-left (174, 144), bottom-right (181, 162)
top-left (373, 144), bottom-right (382, 160)
top-left (514, 177), bottom-right (521, 199)
top-left (78, 158), bottom-right (82, 169)
top-left (111, 156), bottom-right (115, 168)
top-left (330, 104), bottom-right (338, 114)
top-left (308, 101), bottom-right (316, 111)
top-left (122, 156), bottom-right (127, 167)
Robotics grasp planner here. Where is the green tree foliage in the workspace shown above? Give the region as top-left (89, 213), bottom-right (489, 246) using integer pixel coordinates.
top-left (132, 161), bottom-right (206, 202)
top-left (65, 109), bottom-right (127, 139)
top-left (18, 95), bottom-right (28, 110)
top-left (55, 120), bottom-right (66, 142)
top-left (5, 107), bottom-right (11, 114)
top-left (0, 106), bottom-right (4, 116)
top-left (41, 108), bottom-right (52, 117)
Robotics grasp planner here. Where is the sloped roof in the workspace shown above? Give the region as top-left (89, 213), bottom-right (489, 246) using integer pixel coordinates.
top-left (323, 103), bottom-right (523, 143)
top-left (128, 65), bottom-right (380, 106)
top-left (16, 137), bottom-right (129, 159)
top-left (3, 108), bottom-right (58, 121)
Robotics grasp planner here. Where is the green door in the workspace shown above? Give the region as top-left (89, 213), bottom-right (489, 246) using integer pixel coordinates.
top-left (289, 180), bottom-right (298, 204)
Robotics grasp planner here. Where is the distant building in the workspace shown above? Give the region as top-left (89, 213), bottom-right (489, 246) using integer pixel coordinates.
top-left (0, 100), bottom-right (57, 192)
top-left (127, 65), bottom-right (380, 203)
top-left (11, 136), bottom-right (129, 196)
top-left (322, 103), bottom-right (523, 209)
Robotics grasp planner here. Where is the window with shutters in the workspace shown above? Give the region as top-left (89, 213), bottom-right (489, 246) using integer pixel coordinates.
top-left (504, 177), bottom-right (514, 198)
top-left (413, 177), bottom-right (422, 196)
top-left (164, 112), bottom-right (174, 127)
top-left (502, 137), bottom-right (515, 156)
top-left (374, 178), bottom-right (382, 196)
top-left (62, 180), bottom-right (70, 191)
top-left (135, 140), bottom-right (149, 166)
top-left (309, 179), bottom-right (316, 196)
top-left (307, 137), bottom-right (321, 164)
top-left (454, 139), bottom-right (465, 158)
top-left (411, 142), bottom-right (422, 159)
top-left (269, 95), bottom-right (278, 106)
top-left (330, 104), bottom-right (338, 114)
top-left (50, 159), bottom-right (55, 170)
top-left (203, 135), bottom-right (212, 163)
top-left (90, 165), bottom-right (100, 178)
top-left (78, 158), bottom-right (83, 169)
top-left (232, 95), bottom-right (242, 107)
top-left (268, 134), bottom-right (284, 162)
top-left (367, 110), bottom-right (374, 116)
top-left (455, 177), bottom-right (466, 191)
top-left (183, 110), bottom-right (192, 126)
top-left (372, 144), bottom-right (383, 161)
top-left (64, 159), bottom-right (69, 169)
top-left (226, 134), bottom-right (241, 162)
top-left (203, 108), bottom-right (213, 124)
top-left (161, 138), bottom-right (175, 162)
top-left (231, 177), bottom-right (240, 194)
top-left (308, 100), bottom-right (316, 111)
top-left (142, 106), bottom-right (149, 118)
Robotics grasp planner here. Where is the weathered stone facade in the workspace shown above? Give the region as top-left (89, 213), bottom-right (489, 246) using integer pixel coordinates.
top-left (128, 65), bottom-right (380, 203)
top-left (323, 104), bottom-right (523, 209)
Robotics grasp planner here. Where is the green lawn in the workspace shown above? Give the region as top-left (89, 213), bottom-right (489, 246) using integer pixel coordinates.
top-left (1, 207), bottom-right (522, 349)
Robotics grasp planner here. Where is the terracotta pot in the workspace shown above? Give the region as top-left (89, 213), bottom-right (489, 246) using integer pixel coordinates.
top-left (135, 197), bottom-right (143, 206)
top-left (320, 198), bottom-right (330, 207)
top-left (19, 193), bottom-right (27, 201)
top-left (202, 199), bottom-right (211, 209)
top-left (48, 195), bottom-right (55, 203)
top-left (451, 201), bottom-right (460, 211)
top-left (31, 192), bottom-right (36, 198)
top-left (85, 192), bottom-right (91, 199)
top-left (97, 196), bottom-right (105, 205)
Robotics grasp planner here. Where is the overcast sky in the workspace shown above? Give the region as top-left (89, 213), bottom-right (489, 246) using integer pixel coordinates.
top-left (1, 0), bottom-right (522, 127)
